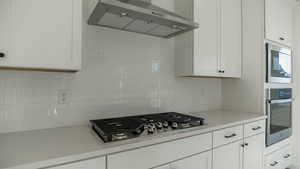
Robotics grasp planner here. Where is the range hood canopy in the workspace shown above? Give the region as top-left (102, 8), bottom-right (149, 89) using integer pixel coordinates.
top-left (88, 0), bottom-right (199, 38)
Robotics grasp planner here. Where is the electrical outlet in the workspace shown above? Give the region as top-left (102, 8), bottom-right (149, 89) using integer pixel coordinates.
top-left (57, 90), bottom-right (69, 104)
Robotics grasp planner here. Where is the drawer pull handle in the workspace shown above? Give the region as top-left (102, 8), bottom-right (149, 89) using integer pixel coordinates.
top-left (279, 37), bottom-right (285, 41)
top-left (225, 133), bottom-right (237, 139)
top-left (284, 154), bottom-right (291, 159)
top-left (252, 126), bottom-right (262, 131)
top-left (270, 161), bottom-right (279, 167)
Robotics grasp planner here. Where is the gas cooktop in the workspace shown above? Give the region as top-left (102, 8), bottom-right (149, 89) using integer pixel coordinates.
top-left (90, 112), bottom-right (205, 143)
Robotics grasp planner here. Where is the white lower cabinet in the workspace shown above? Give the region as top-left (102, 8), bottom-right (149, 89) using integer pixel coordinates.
top-left (48, 157), bottom-right (105, 169)
top-left (213, 123), bottom-right (265, 169)
top-left (155, 151), bottom-right (212, 169)
top-left (265, 145), bottom-right (293, 169)
top-left (170, 151), bottom-right (212, 169)
top-left (44, 121), bottom-right (265, 169)
top-left (243, 134), bottom-right (265, 169)
top-left (213, 140), bottom-right (244, 169)
top-left (154, 164), bottom-right (171, 169)
top-left (107, 133), bottom-right (212, 169)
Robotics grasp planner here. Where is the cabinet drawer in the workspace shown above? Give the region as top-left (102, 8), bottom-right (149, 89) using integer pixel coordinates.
top-left (266, 151), bottom-right (283, 169)
top-left (281, 145), bottom-right (292, 168)
top-left (108, 133), bottom-right (212, 169)
top-left (244, 120), bottom-right (265, 137)
top-left (213, 125), bottom-right (243, 148)
top-left (265, 145), bottom-right (293, 169)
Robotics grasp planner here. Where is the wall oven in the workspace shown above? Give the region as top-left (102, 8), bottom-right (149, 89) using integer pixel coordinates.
top-left (266, 88), bottom-right (292, 146)
top-left (266, 43), bottom-right (292, 83)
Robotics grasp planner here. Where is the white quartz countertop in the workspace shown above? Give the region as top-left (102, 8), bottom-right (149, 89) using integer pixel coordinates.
top-left (0, 110), bottom-right (266, 169)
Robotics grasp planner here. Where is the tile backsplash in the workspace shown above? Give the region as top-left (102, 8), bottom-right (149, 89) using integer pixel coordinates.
top-left (0, 0), bottom-right (222, 133)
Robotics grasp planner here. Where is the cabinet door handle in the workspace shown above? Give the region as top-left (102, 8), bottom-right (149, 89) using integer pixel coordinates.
top-left (0, 53), bottom-right (5, 58)
top-left (252, 126), bottom-right (262, 131)
top-left (270, 161), bottom-right (279, 167)
top-left (279, 37), bottom-right (285, 41)
top-left (224, 133), bottom-right (237, 139)
top-left (284, 154), bottom-right (291, 159)
top-left (241, 143), bottom-right (249, 147)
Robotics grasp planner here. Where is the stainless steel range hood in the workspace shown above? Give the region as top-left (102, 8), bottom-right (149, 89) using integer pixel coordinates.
top-left (88, 0), bottom-right (199, 38)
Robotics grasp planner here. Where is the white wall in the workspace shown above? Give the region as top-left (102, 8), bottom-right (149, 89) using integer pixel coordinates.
top-left (0, 0), bottom-right (222, 133)
top-left (222, 0), bottom-right (265, 114)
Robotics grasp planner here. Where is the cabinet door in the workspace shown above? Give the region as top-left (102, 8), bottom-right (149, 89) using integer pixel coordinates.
top-left (279, 0), bottom-right (293, 46)
top-left (220, 0), bottom-right (242, 78)
top-left (0, 0), bottom-right (11, 65)
top-left (193, 0), bottom-right (220, 77)
top-left (265, 0), bottom-right (294, 46)
top-left (2, 0), bottom-right (81, 70)
top-left (171, 151), bottom-right (212, 169)
top-left (243, 134), bottom-right (264, 169)
top-left (108, 133), bottom-right (212, 169)
top-left (49, 157), bottom-right (106, 169)
top-left (265, 0), bottom-right (282, 44)
top-left (213, 140), bottom-right (243, 169)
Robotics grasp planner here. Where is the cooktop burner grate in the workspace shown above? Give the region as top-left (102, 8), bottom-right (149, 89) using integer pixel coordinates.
top-left (90, 112), bottom-right (205, 143)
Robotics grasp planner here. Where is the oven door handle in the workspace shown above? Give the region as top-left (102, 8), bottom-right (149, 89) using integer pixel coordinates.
top-left (268, 99), bottom-right (293, 104)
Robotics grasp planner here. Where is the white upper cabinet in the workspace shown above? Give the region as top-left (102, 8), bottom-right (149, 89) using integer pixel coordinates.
top-left (193, 0), bottom-right (220, 77)
top-left (175, 0), bottom-right (242, 78)
top-left (265, 0), bottom-right (295, 47)
top-left (0, 0), bottom-right (82, 71)
top-left (220, 0), bottom-right (242, 78)
top-left (0, 0), bottom-right (11, 61)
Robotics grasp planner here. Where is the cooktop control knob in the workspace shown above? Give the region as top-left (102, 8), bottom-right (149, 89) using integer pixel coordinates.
top-left (149, 123), bottom-right (155, 129)
top-left (171, 122), bottom-right (178, 129)
top-left (155, 122), bottom-right (163, 129)
top-left (134, 127), bottom-right (144, 134)
top-left (163, 121), bottom-right (169, 128)
top-left (147, 127), bottom-right (155, 134)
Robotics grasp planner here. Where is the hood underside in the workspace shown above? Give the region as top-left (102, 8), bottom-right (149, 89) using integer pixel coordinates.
top-left (88, 0), bottom-right (199, 38)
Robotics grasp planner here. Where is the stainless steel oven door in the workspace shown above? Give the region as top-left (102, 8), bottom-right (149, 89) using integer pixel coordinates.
top-left (266, 99), bottom-right (292, 146)
top-left (267, 43), bottom-right (292, 84)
